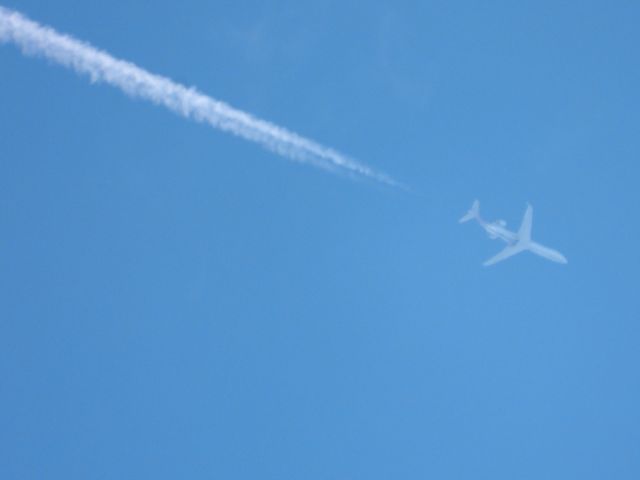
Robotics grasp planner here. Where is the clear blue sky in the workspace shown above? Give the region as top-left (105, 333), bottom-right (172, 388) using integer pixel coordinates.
top-left (1, 1), bottom-right (639, 478)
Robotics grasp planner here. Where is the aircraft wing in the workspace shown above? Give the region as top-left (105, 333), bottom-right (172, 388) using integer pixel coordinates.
top-left (517, 203), bottom-right (533, 243)
top-left (483, 245), bottom-right (524, 266)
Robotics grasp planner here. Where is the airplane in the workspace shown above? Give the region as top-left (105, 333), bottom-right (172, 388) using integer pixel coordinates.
top-left (459, 200), bottom-right (567, 266)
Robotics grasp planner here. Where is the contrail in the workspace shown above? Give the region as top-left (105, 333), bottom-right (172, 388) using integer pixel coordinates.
top-left (0, 6), bottom-right (400, 187)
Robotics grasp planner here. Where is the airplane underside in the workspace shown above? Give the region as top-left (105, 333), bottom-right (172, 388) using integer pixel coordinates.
top-left (460, 200), bottom-right (567, 266)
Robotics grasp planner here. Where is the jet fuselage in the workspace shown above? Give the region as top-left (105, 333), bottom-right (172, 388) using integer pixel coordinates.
top-left (477, 218), bottom-right (517, 244)
top-left (459, 200), bottom-right (567, 266)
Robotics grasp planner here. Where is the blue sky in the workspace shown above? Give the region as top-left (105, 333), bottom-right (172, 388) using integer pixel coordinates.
top-left (1, 1), bottom-right (639, 478)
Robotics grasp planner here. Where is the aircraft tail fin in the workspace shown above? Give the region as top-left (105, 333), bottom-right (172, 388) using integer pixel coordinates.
top-left (459, 200), bottom-right (480, 223)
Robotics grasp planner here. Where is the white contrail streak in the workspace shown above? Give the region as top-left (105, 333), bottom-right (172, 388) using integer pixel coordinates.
top-left (0, 6), bottom-right (400, 186)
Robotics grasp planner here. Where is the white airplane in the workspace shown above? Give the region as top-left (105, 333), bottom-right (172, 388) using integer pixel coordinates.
top-left (459, 200), bottom-right (567, 266)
